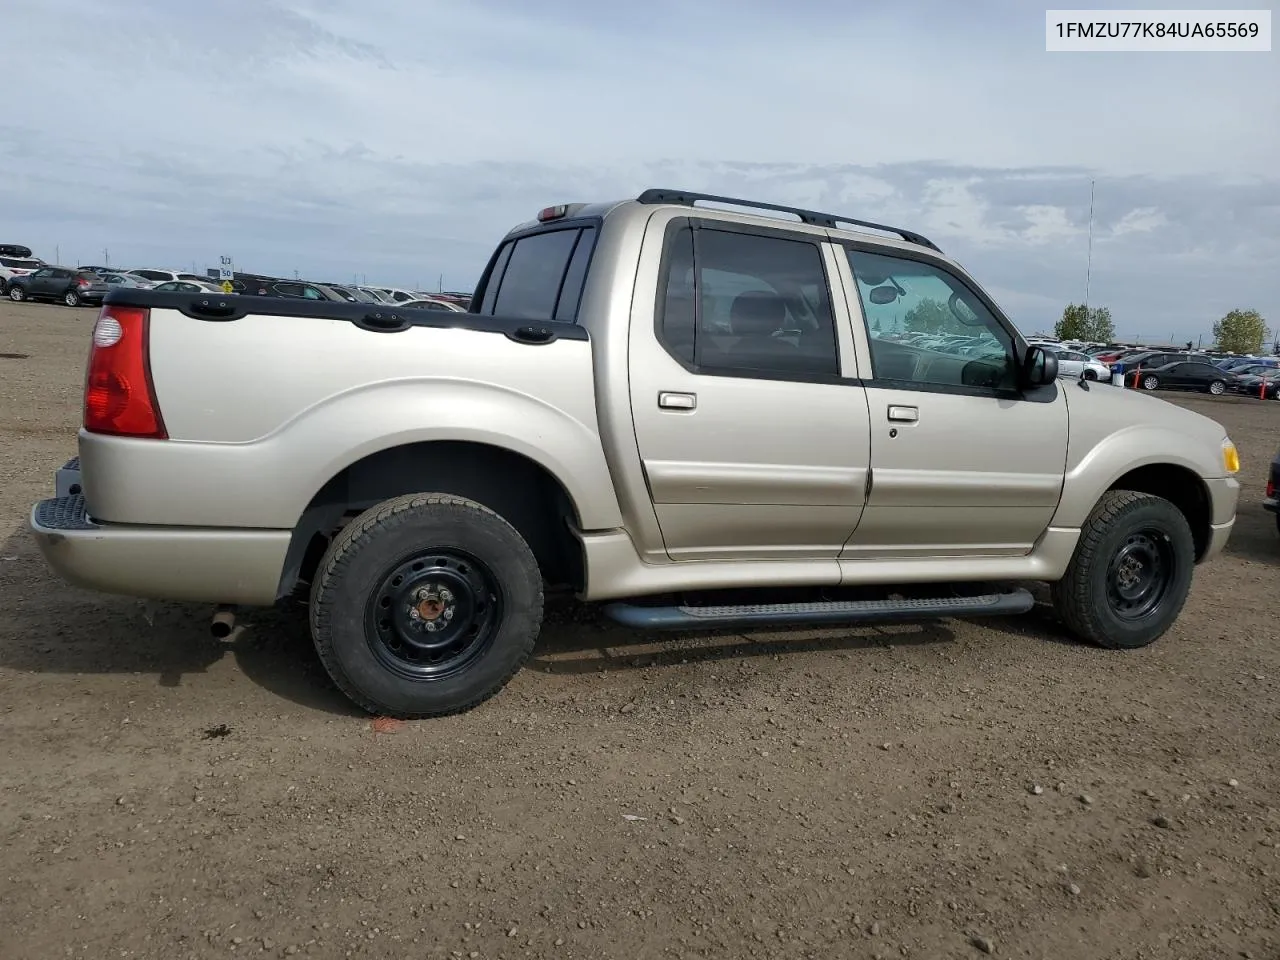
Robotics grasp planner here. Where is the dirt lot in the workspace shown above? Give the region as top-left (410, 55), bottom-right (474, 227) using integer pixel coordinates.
top-left (2, 299), bottom-right (1279, 960)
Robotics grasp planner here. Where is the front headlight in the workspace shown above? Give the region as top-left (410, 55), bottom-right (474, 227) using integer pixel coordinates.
top-left (1222, 437), bottom-right (1240, 474)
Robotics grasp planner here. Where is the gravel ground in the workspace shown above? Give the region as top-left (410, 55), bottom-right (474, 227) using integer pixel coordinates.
top-left (2, 299), bottom-right (1279, 960)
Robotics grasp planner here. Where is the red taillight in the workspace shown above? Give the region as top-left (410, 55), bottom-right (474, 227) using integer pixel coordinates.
top-left (1268, 479), bottom-right (1275, 499)
top-left (83, 305), bottom-right (167, 439)
top-left (77, 277), bottom-right (91, 287)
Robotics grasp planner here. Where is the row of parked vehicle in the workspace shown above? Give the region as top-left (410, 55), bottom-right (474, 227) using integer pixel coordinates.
top-left (1025, 337), bottom-right (1280, 398)
top-left (0, 251), bottom-right (471, 314)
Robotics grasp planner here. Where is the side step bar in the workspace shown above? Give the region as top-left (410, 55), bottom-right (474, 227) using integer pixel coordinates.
top-left (601, 589), bottom-right (1035, 631)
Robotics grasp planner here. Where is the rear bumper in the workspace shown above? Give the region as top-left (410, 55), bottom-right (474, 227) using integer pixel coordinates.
top-left (29, 464), bottom-right (289, 606)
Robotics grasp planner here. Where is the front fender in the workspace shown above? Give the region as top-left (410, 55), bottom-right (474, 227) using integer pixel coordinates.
top-left (1051, 424), bottom-right (1225, 528)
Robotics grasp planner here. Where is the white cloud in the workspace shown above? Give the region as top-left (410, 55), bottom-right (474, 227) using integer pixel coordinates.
top-left (0, 0), bottom-right (1274, 337)
top-left (1109, 207), bottom-right (1168, 237)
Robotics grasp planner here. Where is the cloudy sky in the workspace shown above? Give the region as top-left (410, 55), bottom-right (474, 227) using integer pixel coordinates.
top-left (5, 0), bottom-right (1276, 340)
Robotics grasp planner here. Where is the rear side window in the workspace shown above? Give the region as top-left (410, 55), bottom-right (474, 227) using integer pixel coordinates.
top-left (478, 225), bottom-right (598, 322)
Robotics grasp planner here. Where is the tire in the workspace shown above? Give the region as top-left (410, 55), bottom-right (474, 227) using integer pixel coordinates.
top-left (1141, 375), bottom-right (1160, 391)
top-left (1083, 369), bottom-right (1098, 381)
top-left (8, 285), bottom-right (25, 302)
top-left (64, 289), bottom-right (80, 307)
top-left (1208, 380), bottom-right (1225, 396)
top-left (1051, 490), bottom-right (1195, 650)
top-left (309, 493), bottom-right (544, 718)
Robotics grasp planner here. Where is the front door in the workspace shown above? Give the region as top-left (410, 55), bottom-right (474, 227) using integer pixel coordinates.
top-left (628, 216), bottom-right (872, 561)
top-left (834, 245), bottom-right (1069, 558)
top-left (26, 267), bottom-right (56, 297)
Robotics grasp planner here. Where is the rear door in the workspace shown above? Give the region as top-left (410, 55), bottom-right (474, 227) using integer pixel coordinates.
top-left (627, 214), bottom-right (872, 561)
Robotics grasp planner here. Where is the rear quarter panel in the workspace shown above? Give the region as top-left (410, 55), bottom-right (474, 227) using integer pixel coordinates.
top-left (79, 308), bottom-right (623, 531)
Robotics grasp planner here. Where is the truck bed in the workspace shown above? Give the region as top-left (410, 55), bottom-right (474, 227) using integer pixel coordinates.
top-left (74, 290), bottom-right (619, 533)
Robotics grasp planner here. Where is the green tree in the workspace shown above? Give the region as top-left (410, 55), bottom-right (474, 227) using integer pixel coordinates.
top-left (903, 297), bottom-right (952, 333)
top-left (1054, 303), bottom-right (1115, 342)
top-left (1213, 308), bottom-right (1270, 355)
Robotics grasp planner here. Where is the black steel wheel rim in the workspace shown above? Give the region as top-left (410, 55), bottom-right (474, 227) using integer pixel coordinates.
top-left (364, 548), bottom-right (503, 681)
top-left (1105, 528), bottom-right (1175, 621)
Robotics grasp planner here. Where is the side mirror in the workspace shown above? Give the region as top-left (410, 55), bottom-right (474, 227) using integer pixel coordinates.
top-left (868, 286), bottom-right (898, 305)
top-left (1021, 345), bottom-right (1058, 387)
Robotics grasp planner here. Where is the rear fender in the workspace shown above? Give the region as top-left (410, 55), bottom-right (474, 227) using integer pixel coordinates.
top-left (287, 378), bottom-right (624, 531)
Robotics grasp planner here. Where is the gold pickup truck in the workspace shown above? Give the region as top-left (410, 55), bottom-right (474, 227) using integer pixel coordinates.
top-left (29, 189), bottom-right (1240, 718)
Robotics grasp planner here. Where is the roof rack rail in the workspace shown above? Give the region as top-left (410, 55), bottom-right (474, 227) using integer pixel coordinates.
top-left (636, 188), bottom-right (942, 253)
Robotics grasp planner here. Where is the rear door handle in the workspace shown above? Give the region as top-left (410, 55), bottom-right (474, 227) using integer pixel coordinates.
top-left (658, 391), bottom-right (697, 411)
top-left (887, 404), bottom-right (919, 423)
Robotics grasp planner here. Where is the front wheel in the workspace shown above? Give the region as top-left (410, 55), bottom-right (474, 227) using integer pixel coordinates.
top-left (9, 285), bottom-right (25, 302)
top-left (1141, 375), bottom-right (1160, 391)
top-left (309, 493), bottom-right (544, 718)
top-left (1083, 369), bottom-right (1098, 381)
top-left (1207, 380), bottom-right (1225, 395)
top-left (1051, 490), bottom-right (1194, 649)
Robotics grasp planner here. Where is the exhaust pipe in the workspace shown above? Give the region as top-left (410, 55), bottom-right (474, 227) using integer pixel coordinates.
top-left (210, 605), bottom-right (237, 639)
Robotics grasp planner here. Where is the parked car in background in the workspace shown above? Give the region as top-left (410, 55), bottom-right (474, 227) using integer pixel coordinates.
top-left (401, 297), bottom-right (466, 312)
top-left (314, 283), bottom-right (380, 304)
top-left (0, 254), bottom-right (43, 293)
top-left (126, 269), bottom-right (213, 286)
top-left (151, 279), bottom-right (224, 294)
top-left (1134, 360), bottom-right (1239, 395)
top-left (1230, 365), bottom-right (1280, 399)
top-left (101, 273), bottom-right (154, 289)
top-left (1053, 349), bottom-right (1111, 381)
top-left (1113, 351), bottom-right (1191, 382)
top-left (264, 280), bottom-right (348, 302)
top-left (1263, 447), bottom-right (1280, 534)
top-left (7, 266), bottom-right (109, 306)
top-left (353, 285), bottom-right (396, 304)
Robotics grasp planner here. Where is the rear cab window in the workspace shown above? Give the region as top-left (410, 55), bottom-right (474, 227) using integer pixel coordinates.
top-left (474, 223), bottom-right (599, 322)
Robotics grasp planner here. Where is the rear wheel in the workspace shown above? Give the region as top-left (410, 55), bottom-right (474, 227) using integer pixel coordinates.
top-left (1141, 375), bottom-right (1160, 391)
top-left (64, 289), bottom-right (80, 307)
top-left (1207, 379), bottom-right (1225, 395)
top-left (1051, 490), bottom-right (1194, 649)
top-left (309, 493), bottom-right (543, 718)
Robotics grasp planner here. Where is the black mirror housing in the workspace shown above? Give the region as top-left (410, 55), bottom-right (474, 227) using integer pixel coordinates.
top-left (1021, 346), bottom-right (1058, 387)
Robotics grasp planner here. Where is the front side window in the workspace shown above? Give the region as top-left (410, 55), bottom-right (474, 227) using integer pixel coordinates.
top-left (846, 248), bottom-right (1017, 392)
top-left (658, 223), bottom-right (839, 378)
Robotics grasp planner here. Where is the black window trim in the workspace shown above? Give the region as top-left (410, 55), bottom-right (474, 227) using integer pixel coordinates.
top-left (652, 215), bottom-right (853, 387)
top-left (837, 239), bottom-right (1057, 405)
top-left (469, 216), bottom-right (603, 323)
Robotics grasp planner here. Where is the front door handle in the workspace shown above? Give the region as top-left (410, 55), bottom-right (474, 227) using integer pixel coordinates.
top-left (658, 391), bottom-right (697, 411)
top-left (887, 404), bottom-right (919, 423)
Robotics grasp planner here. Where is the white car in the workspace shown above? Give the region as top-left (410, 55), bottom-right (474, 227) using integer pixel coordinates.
top-left (151, 279), bottom-right (225, 294)
top-left (1055, 349), bottom-right (1111, 381)
top-left (0, 254), bottom-right (43, 292)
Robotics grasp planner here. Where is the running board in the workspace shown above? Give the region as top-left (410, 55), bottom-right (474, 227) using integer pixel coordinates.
top-left (601, 589), bottom-right (1035, 631)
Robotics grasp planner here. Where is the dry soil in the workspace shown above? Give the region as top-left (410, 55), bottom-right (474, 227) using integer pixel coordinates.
top-left (2, 300), bottom-right (1279, 960)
